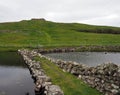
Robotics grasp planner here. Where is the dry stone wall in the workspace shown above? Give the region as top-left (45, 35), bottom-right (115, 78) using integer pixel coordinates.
top-left (36, 45), bottom-right (120, 53)
top-left (18, 49), bottom-right (64, 95)
top-left (37, 51), bottom-right (120, 95)
top-left (19, 49), bottom-right (120, 95)
top-left (44, 58), bottom-right (120, 95)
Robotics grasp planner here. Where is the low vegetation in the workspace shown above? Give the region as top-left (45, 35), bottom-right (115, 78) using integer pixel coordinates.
top-left (0, 19), bottom-right (120, 51)
top-left (34, 56), bottom-right (102, 95)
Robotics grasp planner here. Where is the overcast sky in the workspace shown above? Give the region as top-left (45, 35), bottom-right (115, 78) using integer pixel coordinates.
top-left (0, 0), bottom-right (120, 26)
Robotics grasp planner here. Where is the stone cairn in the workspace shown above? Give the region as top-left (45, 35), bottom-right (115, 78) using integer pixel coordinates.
top-left (18, 49), bottom-right (64, 95)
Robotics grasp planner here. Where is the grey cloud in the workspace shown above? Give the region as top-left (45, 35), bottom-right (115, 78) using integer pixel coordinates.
top-left (0, 0), bottom-right (120, 26)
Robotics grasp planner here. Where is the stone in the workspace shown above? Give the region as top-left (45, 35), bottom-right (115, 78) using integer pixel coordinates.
top-left (19, 49), bottom-right (64, 95)
top-left (78, 75), bottom-right (82, 79)
top-left (47, 85), bottom-right (64, 95)
top-left (19, 49), bottom-right (120, 95)
top-left (111, 89), bottom-right (119, 94)
top-left (111, 84), bottom-right (119, 89)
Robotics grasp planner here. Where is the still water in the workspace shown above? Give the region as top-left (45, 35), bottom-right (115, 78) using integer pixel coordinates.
top-left (0, 52), bottom-right (35, 95)
top-left (45, 52), bottom-right (120, 67)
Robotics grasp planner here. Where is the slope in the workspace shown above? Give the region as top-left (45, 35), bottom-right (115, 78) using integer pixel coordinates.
top-left (0, 19), bottom-right (120, 51)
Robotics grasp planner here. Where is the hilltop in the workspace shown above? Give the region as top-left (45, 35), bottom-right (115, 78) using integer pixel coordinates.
top-left (0, 18), bottom-right (120, 51)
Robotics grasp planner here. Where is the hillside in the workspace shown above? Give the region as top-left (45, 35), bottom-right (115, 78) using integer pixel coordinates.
top-left (0, 19), bottom-right (120, 51)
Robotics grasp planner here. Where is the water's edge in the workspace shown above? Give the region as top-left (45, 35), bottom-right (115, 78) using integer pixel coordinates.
top-left (18, 49), bottom-right (120, 95)
top-left (0, 52), bottom-right (35, 95)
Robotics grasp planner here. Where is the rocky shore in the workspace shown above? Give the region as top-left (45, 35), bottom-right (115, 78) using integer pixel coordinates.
top-left (18, 49), bottom-right (64, 95)
top-left (19, 49), bottom-right (120, 95)
top-left (36, 45), bottom-right (120, 53)
top-left (43, 58), bottom-right (120, 95)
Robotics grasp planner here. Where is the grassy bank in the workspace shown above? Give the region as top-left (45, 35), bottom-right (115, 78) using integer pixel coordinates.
top-left (34, 56), bottom-right (102, 95)
top-left (0, 19), bottom-right (120, 51)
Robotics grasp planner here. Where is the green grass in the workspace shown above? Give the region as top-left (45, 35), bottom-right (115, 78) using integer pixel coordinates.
top-left (34, 56), bottom-right (102, 95)
top-left (0, 19), bottom-right (120, 51)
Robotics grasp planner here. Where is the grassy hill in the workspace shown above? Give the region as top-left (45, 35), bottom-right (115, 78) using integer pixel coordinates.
top-left (0, 19), bottom-right (119, 94)
top-left (0, 19), bottom-right (120, 51)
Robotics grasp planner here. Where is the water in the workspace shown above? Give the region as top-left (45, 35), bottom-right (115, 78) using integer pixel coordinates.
top-left (0, 52), bottom-right (35, 95)
top-left (44, 52), bottom-right (120, 67)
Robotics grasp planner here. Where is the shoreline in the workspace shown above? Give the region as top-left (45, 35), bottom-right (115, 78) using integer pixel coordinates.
top-left (19, 49), bottom-right (120, 95)
top-left (1, 45), bottom-right (120, 52)
top-left (36, 45), bottom-right (120, 54)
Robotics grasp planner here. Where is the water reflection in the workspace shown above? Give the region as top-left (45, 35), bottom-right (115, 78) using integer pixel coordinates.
top-left (0, 52), bottom-right (26, 67)
top-left (0, 52), bottom-right (35, 95)
top-left (45, 52), bottom-right (120, 67)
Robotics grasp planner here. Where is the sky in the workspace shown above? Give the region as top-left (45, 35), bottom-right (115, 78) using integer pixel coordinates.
top-left (0, 0), bottom-right (120, 27)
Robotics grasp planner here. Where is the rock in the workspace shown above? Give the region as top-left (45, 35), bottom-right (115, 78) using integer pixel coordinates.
top-left (46, 85), bottom-right (64, 95)
top-left (19, 49), bottom-right (64, 95)
top-left (111, 89), bottom-right (119, 94)
top-left (19, 49), bottom-right (120, 95)
top-left (111, 84), bottom-right (119, 89)
top-left (78, 75), bottom-right (82, 79)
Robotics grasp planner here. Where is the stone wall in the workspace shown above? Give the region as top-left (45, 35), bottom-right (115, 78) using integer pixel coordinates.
top-left (37, 51), bottom-right (120, 95)
top-left (18, 49), bottom-right (64, 95)
top-left (19, 49), bottom-right (120, 95)
top-left (36, 45), bottom-right (120, 53)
